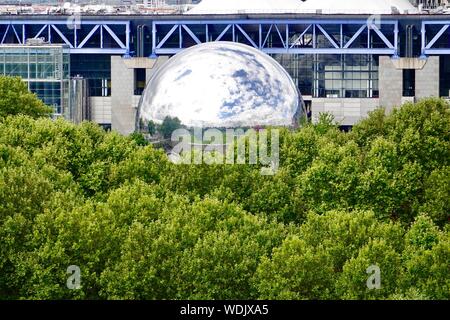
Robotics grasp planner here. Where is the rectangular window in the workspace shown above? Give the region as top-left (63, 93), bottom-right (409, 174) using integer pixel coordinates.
top-left (315, 54), bottom-right (379, 98)
top-left (134, 68), bottom-right (146, 95)
top-left (403, 69), bottom-right (416, 97)
top-left (440, 56), bottom-right (450, 97)
top-left (70, 54), bottom-right (111, 97)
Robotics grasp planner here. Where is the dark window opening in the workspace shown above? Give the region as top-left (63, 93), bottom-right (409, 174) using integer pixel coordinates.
top-left (70, 54), bottom-right (112, 97)
top-left (440, 56), bottom-right (450, 97)
top-left (99, 124), bottom-right (112, 132)
top-left (403, 69), bottom-right (415, 97)
top-left (134, 68), bottom-right (146, 95)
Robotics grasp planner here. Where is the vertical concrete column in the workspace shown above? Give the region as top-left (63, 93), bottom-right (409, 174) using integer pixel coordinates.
top-left (111, 56), bottom-right (135, 135)
top-left (379, 56), bottom-right (403, 113)
top-left (415, 56), bottom-right (440, 99)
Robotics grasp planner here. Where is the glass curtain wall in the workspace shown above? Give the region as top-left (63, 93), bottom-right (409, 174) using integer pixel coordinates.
top-left (70, 54), bottom-right (112, 97)
top-left (0, 45), bottom-right (70, 117)
top-left (273, 53), bottom-right (379, 99)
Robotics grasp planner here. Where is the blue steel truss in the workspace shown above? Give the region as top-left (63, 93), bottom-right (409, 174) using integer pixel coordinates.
top-left (421, 20), bottom-right (450, 56)
top-left (152, 19), bottom-right (399, 57)
top-left (0, 20), bottom-right (130, 54)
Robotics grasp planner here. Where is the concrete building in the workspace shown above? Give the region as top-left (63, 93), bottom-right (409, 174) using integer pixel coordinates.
top-left (1, 0), bottom-right (450, 133)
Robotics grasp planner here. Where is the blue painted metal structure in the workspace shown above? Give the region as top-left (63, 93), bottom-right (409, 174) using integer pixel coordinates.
top-left (151, 19), bottom-right (399, 57)
top-left (1, 16), bottom-right (450, 59)
top-left (0, 19), bottom-right (130, 54)
top-left (421, 20), bottom-right (450, 56)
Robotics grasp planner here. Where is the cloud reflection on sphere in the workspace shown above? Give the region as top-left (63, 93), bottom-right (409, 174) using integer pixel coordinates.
top-left (136, 41), bottom-right (304, 130)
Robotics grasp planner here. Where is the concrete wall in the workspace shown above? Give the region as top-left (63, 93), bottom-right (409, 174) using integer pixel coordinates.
top-left (110, 56), bottom-right (169, 135)
top-left (379, 56), bottom-right (403, 113)
top-left (90, 96), bottom-right (111, 124)
top-left (416, 56), bottom-right (440, 99)
top-left (111, 56), bottom-right (136, 135)
top-left (108, 54), bottom-right (440, 132)
top-left (311, 98), bottom-right (380, 126)
top-left (310, 55), bottom-right (442, 125)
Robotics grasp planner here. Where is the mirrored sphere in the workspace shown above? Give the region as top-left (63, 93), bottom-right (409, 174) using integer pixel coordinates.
top-left (136, 41), bottom-right (304, 130)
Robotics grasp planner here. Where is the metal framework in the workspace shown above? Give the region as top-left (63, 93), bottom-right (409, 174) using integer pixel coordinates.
top-left (152, 19), bottom-right (399, 57)
top-left (0, 18), bottom-right (405, 57)
top-left (421, 20), bottom-right (450, 56)
top-left (0, 20), bottom-right (130, 54)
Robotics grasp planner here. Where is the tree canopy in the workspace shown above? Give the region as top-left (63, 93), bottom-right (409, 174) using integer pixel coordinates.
top-left (0, 76), bottom-right (52, 119)
top-left (0, 91), bottom-right (448, 299)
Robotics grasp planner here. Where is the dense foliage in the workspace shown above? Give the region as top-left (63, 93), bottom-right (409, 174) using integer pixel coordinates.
top-left (0, 76), bottom-right (52, 119)
top-left (0, 89), bottom-right (448, 299)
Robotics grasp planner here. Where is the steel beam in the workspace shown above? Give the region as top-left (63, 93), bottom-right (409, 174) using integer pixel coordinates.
top-left (421, 20), bottom-right (450, 56)
top-left (153, 19), bottom-right (398, 56)
top-left (0, 20), bottom-right (130, 54)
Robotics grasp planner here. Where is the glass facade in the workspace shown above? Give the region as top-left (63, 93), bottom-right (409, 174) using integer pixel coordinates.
top-left (70, 54), bottom-right (112, 97)
top-left (0, 45), bottom-right (70, 116)
top-left (273, 54), bottom-right (314, 96)
top-left (273, 54), bottom-right (379, 98)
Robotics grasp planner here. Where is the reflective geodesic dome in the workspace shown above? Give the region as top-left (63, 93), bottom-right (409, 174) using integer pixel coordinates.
top-left (136, 41), bottom-right (304, 131)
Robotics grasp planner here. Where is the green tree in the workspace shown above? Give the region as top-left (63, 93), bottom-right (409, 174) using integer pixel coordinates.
top-left (148, 120), bottom-right (157, 136)
top-left (0, 76), bottom-right (52, 118)
top-left (254, 236), bottom-right (334, 299)
top-left (400, 214), bottom-right (450, 299)
top-left (159, 116), bottom-right (183, 139)
top-left (336, 239), bottom-right (402, 299)
top-left (419, 166), bottom-right (450, 226)
top-left (0, 98), bottom-right (448, 300)
top-left (129, 132), bottom-right (149, 146)
top-left (100, 197), bottom-right (287, 299)
top-left (254, 210), bottom-right (404, 300)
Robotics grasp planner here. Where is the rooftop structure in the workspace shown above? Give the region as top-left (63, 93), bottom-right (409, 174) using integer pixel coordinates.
top-left (1, 0), bottom-right (448, 15)
top-left (296, 0), bottom-right (418, 14)
top-left (186, 0), bottom-right (418, 15)
top-left (0, 1), bottom-right (190, 15)
top-left (413, 0), bottom-right (450, 10)
top-left (186, 0), bottom-right (305, 15)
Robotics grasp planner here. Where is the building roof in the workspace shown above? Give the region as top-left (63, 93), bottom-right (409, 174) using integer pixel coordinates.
top-left (297, 0), bottom-right (418, 14)
top-left (186, 0), bottom-right (306, 14)
top-left (186, 0), bottom-right (418, 15)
